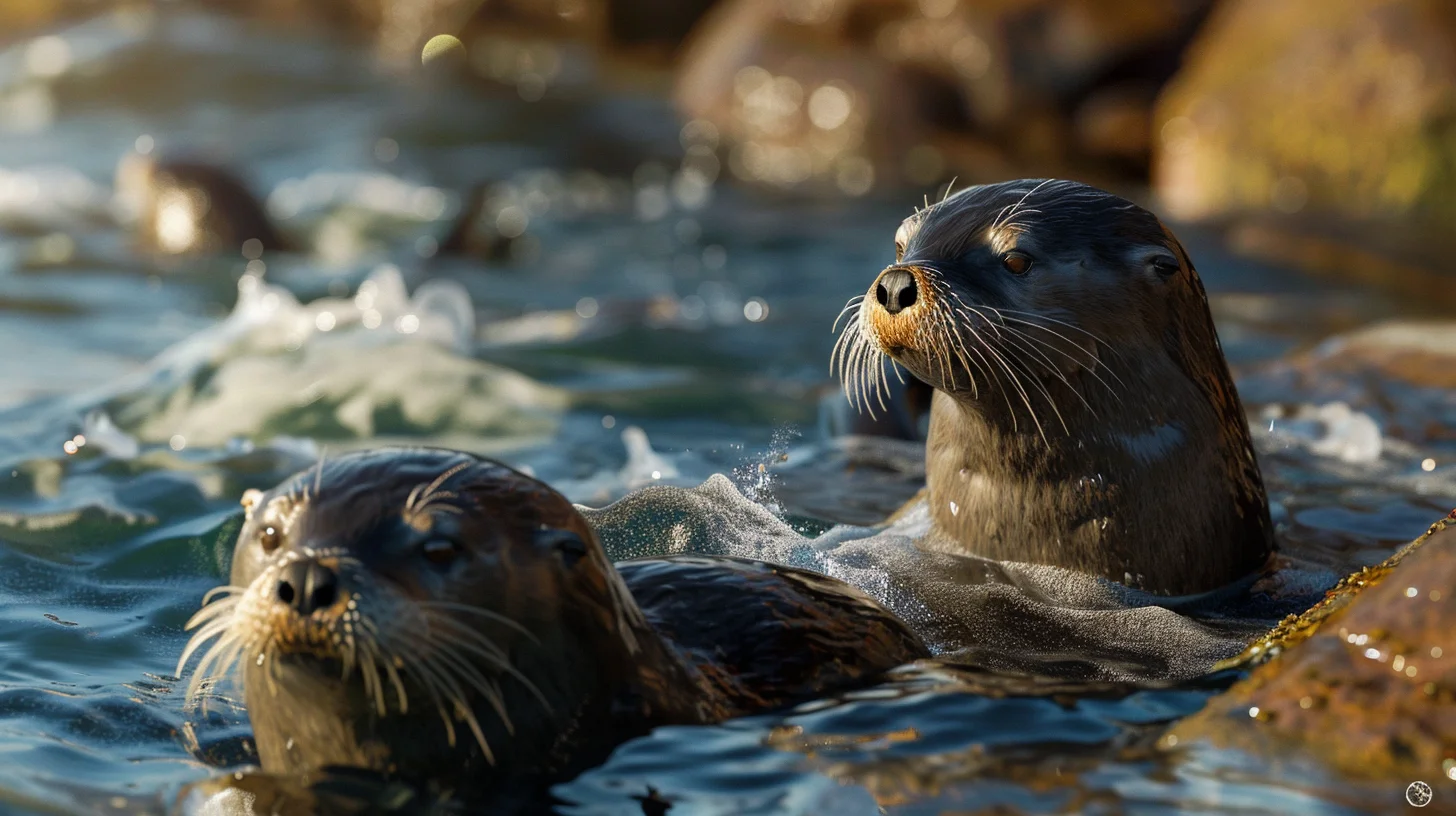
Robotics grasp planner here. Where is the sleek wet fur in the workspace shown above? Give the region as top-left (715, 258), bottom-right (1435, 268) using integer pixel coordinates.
top-left (834, 179), bottom-right (1273, 595)
top-left (177, 448), bottom-right (926, 805)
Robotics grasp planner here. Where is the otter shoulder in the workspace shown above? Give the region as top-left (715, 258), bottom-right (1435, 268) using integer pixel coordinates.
top-left (617, 555), bottom-right (928, 713)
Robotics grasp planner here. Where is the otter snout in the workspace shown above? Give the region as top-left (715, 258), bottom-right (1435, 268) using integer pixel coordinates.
top-left (275, 558), bottom-right (340, 617)
top-left (875, 267), bottom-right (918, 314)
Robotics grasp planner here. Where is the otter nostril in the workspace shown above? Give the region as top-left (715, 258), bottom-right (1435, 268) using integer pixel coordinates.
top-left (275, 559), bottom-right (339, 615)
top-left (901, 277), bottom-right (918, 309)
top-left (310, 582), bottom-right (337, 612)
top-left (876, 269), bottom-right (918, 315)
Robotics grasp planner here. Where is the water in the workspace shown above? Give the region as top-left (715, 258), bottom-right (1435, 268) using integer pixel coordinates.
top-left (0, 10), bottom-right (1453, 815)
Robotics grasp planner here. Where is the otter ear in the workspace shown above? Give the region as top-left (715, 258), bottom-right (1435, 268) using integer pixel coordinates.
top-left (535, 526), bottom-right (589, 567)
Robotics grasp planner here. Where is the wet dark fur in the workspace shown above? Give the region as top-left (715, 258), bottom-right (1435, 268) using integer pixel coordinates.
top-left (182, 448), bottom-right (926, 807)
top-left (842, 179), bottom-right (1274, 596)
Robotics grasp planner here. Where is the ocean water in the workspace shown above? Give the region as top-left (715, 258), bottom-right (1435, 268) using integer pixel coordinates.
top-left (0, 10), bottom-right (1454, 815)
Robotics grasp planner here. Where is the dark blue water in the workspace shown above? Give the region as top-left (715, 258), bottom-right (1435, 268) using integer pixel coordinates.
top-left (1, 10), bottom-right (1453, 815)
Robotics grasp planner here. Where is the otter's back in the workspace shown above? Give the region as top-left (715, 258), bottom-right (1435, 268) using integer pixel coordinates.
top-left (618, 555), bottom-right (928, 714)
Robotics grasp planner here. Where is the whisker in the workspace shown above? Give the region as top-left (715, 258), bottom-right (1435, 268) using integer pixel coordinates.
top-left (417, 601), bottom-right (539, 642)
top-left (986, 333), bottom-right (1069, 437)
top-left (419, 635), bottom-right (514, 735)
top-left (200, 586), bottom-right (246, 606)
top-left (423, 616), bottom-right (554, 714)
top-left (311, 448), bottom-right (328, 502)
top-left (406, 462), bottom-right (472, 515)
top-left (380, 649), bottom-right (410, 714)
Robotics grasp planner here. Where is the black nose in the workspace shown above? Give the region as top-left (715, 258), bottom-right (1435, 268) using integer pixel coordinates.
top-left (275, 559), bottom-right (339, 616)
top-left (875, 268), bottom-right (918, 314)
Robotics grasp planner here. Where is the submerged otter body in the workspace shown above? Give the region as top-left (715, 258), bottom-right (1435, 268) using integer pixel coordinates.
top-left (835, 179), bottom-right (1274, 596)
top-left (177, 448), bottom-right (925, 806)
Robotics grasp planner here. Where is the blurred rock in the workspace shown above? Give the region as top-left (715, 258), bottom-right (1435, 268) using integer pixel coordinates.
top-left (114, 151), bottom-right (291, 258)
top-left (606, 0), bottom-right (720, 48)
top-left (1154, 0), bottom-right (1456, 289)
top-left (1073, 81), bottom-right (1157, 167)
top-left (1240, 320), bottom-right (1456, 448)
top-left (1168, 516), bottom-right (1456, 797)
top-left (195, 0), bottom-right (718, 69)
top-left (0, 0), bottom-right (75, 40)
top-left (1223, 214), bottom-right (1456, 306)
top-left (435, 169), bottom-right (629, 262)
top-left (437, 182), bottom-right (514, 261)
top-left (1297, 322), bottom-right (1456, 393)
top-left (675, 0), bottom-right (1210, 193)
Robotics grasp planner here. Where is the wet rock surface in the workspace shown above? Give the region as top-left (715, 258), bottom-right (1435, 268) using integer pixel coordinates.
top-left (1168, 516), bottom-right (1456, 806)
top-left (1153, 0), bottom-right (1456, 291)
top-left (1241, 320), bottom-right (1456, 449)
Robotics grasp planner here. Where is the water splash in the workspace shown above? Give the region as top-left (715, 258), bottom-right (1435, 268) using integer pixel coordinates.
top-left (85, 265), bottom-right (560, 447)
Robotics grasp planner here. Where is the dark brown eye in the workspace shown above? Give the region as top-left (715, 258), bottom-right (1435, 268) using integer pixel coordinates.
top-left (1003, 252), bottom-right (1032, 275)
top-left (422, 538), bottom-right (461, 566)
top-left (259, 525), bottom-right (281, 553)
top-left (894, 242), bottom-right (905, 262)
top-left (534, 527), bottom-right (589, 566)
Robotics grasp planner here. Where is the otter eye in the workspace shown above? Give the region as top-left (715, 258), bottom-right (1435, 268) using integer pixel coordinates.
top-left (1002, 252), bottom-right (1032, 275)
top-left (259, 525), bottom-right (281, 553)
top-left (894, 241), bottom-right (905, 262)
top-left (535, 528), bottom-right (589, 566)
top-left (422, 538), bottom-right (461, 566)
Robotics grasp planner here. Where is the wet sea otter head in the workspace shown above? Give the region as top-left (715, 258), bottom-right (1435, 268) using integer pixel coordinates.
top-left (177, 447), bottom-right (657, 785)
top-left (835, 179), bottom-right (1273, 595)
top-left (837, 178), bottom-right (1220, 436)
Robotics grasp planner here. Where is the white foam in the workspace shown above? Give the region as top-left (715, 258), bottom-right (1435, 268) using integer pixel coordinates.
top-left (1260, 401), bottom-right (1384, 463)
top-left (583, 475), bottom-right (1270, 683)
top-left (85, 266), bottom-right (560, 448)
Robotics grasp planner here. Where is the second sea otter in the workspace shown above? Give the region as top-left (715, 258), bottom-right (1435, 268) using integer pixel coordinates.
top-left (177, 448), bottom-right (925, 807)
top-left (835, 179), bottom-right (1274, 596)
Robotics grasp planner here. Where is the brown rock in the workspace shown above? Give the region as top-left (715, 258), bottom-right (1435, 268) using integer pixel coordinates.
top-left (0, 0), bottom-right (68, 37)
top-left (1168, 517), bottom-right (1456, 801)
top-left (1072, 81), bottom-right (1156, 165)
top-left (1223, 213), bottom-right (1456, 306)
top-left (1299, 321), bottom-right (1456, 393)
top-left (673, 0), bottom-right (931, 194)
top-left (1153, 0), bottom-right (1456, 288)
top-left (1240, 319), bottom-right (1456, 447)
top-left (675, 0), bottom-right (1209, 191)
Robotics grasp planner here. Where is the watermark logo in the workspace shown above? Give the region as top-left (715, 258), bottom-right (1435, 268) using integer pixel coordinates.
top-left (1407, 780), bottom-right (1433, 808)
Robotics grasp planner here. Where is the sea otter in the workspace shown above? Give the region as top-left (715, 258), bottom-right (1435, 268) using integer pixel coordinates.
top-left (834, 179), bottom-right (1274, 596)
top-left (176, 447), bottom-right (926, 808)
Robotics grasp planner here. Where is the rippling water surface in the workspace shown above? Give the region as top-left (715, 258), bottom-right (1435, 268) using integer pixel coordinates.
top-left (1, 11), bottom-right (1454, 816)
